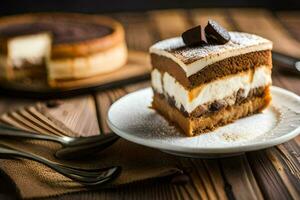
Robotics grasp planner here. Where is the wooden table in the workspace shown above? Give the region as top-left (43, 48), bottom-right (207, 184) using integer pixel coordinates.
top-left (0, 8), bottom-right (299, 200)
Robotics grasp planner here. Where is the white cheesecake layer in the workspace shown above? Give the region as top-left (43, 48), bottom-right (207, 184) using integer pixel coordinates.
top-left (48, 42), bottom-right (127, 80)
top-left (151, 66), bottom-right (272, 113)
top-left (8, 33), bottom-right (51, 68)
top-left (150, 32), bottom-right (272, 77)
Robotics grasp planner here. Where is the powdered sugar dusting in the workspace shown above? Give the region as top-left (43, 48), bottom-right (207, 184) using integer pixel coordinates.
top-left (151, 37), bottom-right (185, 51)
top-left (150, 32), bottom-right (272, 65)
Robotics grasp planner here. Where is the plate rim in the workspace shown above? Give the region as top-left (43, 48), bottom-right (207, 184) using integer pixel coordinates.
top-left (107, 86), bottom-right (300, 154)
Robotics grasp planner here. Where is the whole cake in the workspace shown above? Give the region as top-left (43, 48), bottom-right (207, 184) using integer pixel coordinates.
top-left (0, 13), bottom-right (127, 86)
top-left (150, 20), bottom-right (273, 136)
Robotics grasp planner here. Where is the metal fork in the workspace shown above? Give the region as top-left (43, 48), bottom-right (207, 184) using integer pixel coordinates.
top-left (0, 123), bottom-right (119, 160)
top-left (0, 145), bottom-right (121, 186)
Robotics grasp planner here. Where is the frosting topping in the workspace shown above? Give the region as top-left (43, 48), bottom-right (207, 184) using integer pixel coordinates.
top-left (150, 32), bottom-right (273, 77)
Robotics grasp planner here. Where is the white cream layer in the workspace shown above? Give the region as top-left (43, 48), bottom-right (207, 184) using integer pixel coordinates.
top-left (150, 32), bottom-right (272, 77)
top-left (8, 33), bottom-right (51, 68)
top-left (151, 67), bottom-right (272, 113)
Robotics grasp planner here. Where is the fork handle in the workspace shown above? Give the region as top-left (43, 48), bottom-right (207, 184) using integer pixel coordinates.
top-left (0, 145), bottom-right (57, 167)
top-left (0, 127), bottom-right (66, 144)
top-left (67, 133), bottom-right (119, 146)
top-left (272, 52), bottom-right (300, 74)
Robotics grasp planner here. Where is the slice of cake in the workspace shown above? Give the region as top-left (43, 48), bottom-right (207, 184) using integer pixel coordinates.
top-left (0, 32), bottom-right (51, 80)
top-left (46, 14), bottom-right (127, 87)
top-left (0, 13), bottom-right (127, 87)
top-left (150, 20), bottom-right (272, 136)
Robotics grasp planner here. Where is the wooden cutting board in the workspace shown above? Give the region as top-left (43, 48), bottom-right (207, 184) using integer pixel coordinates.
top-left (0, 51), bottom-right (151, 99)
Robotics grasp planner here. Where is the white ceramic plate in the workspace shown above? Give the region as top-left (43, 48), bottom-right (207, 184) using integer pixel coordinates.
top-left (107, 86), bottom-right (300, 158)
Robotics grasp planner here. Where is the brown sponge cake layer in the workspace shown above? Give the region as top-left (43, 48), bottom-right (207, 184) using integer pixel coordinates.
top-left (151, 50), bottom-right (272, 89)
top-left (152, 86), bottom-right (271, 136)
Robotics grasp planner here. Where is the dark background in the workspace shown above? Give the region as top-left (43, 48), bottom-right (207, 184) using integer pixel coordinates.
top-left (0, 0), bottom-right (300, 15)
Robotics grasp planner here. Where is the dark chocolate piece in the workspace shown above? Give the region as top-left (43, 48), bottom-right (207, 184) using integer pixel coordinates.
top-left (181, 25), bottom-right (207, 46)
top-left (209, 100), bottom-right (225, 112)
top-left (205, 19), bottom-right (230, 44)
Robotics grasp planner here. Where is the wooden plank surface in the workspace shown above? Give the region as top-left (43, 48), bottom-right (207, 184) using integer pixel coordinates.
top-left (0, 8), bottom-right (299, 200)
top-left (277, 11), bottom-right (300, 41)
top-left (228, 9), bottom-right (300, 58)
top-left (46, 96), bottom-right (100, 136)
